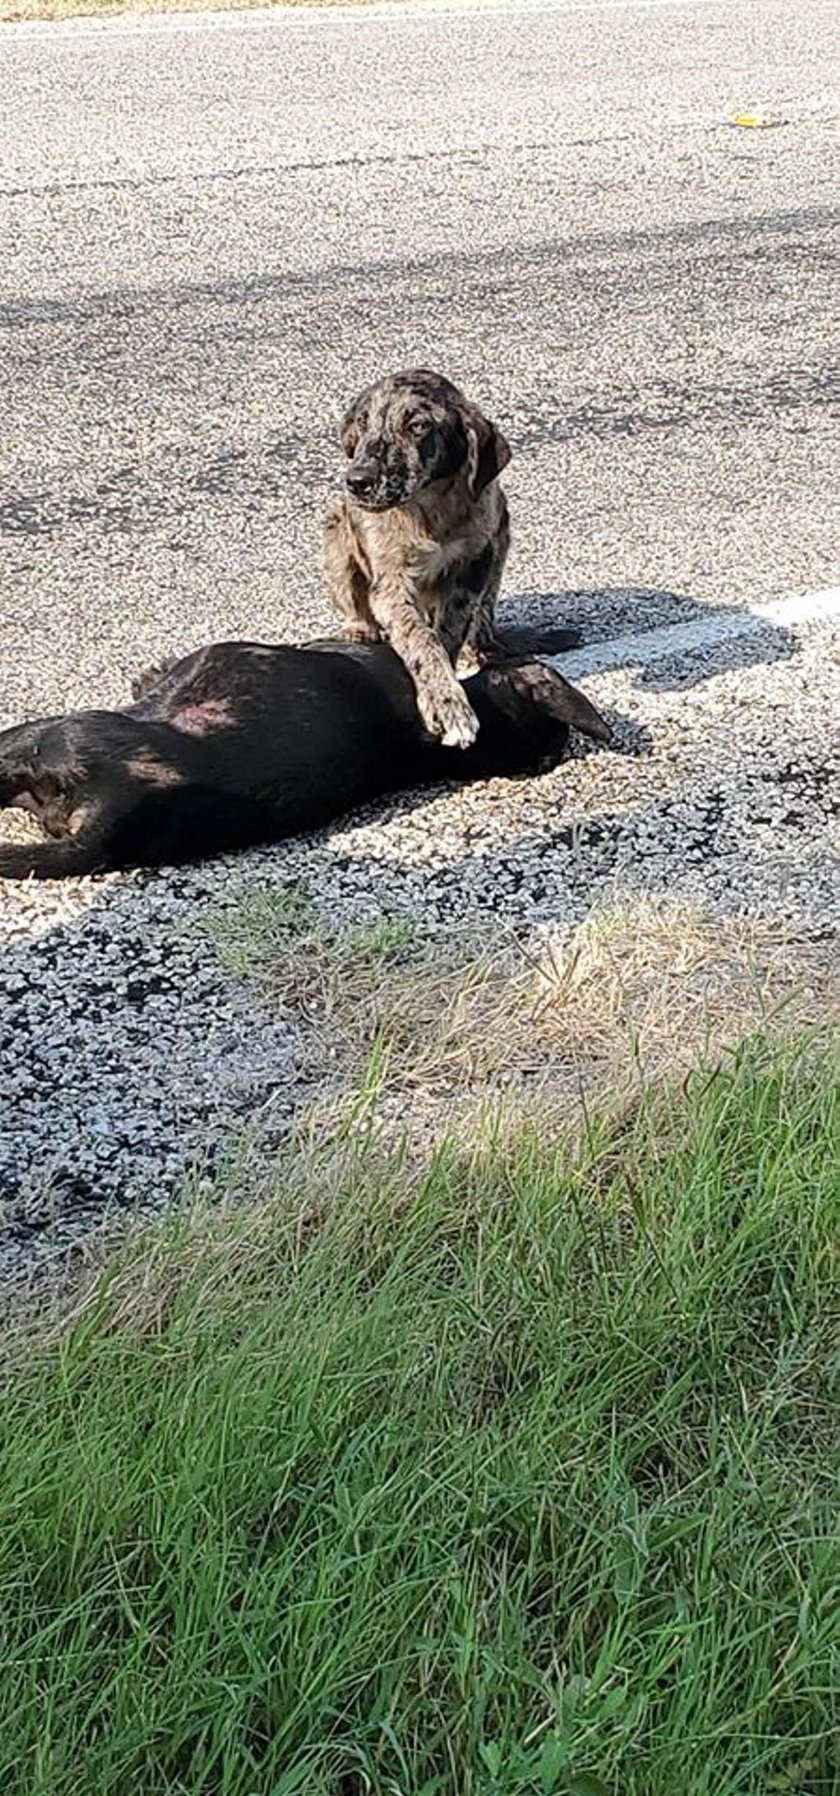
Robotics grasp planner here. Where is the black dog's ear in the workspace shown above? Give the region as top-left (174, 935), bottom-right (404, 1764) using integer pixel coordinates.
top-left (465, 410), bottom-right (512, 496)
top-left (490, 661), bottom-right (612, 744)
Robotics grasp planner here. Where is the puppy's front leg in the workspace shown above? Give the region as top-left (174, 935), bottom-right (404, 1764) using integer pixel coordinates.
top-left (368, 574), bottom-right (479, 748)
top-left (462, 499), bottom-right (512, 667)
top-left (323, 497), bottom-right (379, 643)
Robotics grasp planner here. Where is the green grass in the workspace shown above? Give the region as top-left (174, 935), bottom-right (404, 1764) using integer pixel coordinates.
top-left (0, 1041), bottom-right (837, 1795)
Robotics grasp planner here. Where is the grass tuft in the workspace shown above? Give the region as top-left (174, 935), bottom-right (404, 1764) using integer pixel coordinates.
top-left (0, 1038), bottom-right (837, 1794)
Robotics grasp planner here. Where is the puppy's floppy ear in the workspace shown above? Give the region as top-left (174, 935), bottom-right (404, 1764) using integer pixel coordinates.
top-left (464, 408), bottom-right (512, 496)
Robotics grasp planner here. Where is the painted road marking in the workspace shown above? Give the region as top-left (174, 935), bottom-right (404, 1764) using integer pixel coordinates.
top-left (554, 587), bottom-right (840, 681)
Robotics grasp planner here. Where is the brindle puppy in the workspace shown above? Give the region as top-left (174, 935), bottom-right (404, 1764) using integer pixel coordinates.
top-left (323, 369), bottom-right (516, 750)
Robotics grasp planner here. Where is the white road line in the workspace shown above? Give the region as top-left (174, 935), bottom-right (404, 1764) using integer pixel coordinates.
top-left (555, 587), bottom-right (840, 681)
top-left (2, 0), bottom-right (760, 44)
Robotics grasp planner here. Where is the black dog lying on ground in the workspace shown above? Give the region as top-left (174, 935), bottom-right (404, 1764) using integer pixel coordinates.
top-left (0, 635), bottom-right (610, 880)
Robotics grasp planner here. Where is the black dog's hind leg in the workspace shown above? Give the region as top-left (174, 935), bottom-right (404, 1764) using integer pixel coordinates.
top-left (0, 719), bottom-right (58, 808)
top-left (0, 832), bottom-right (108, 880)
top-left (0, 720), bottom-right (109, 877)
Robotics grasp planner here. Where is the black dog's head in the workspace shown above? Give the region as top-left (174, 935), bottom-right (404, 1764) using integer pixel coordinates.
top-left (439, 658), bottom-right (610, 782)
top-left (484, 659), bottom-right (612, 758)
top-left (338, 368), bottom-right (511, 512)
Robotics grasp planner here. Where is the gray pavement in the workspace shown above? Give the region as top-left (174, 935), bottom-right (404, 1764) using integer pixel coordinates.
top-left (1, 0), bottom-right (838, 1279)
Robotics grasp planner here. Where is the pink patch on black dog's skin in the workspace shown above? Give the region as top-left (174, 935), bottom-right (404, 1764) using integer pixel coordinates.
top-left (172, 698), bottom-right (235, 737)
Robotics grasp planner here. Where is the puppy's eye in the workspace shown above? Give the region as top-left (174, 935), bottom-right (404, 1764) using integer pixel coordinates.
top-left (409, 416), bottom-right (429, 438)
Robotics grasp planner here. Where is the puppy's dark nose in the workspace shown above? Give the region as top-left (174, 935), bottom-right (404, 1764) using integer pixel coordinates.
top-left (346, 463), bottom-right (379, 499)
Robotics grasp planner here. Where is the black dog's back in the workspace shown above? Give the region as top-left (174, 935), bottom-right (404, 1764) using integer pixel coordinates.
top-left (0, 639), bottom-right (609, 878)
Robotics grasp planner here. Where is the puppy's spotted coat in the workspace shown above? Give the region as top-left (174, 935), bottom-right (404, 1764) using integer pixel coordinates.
top-left (323, 368), bottom-right (515, 749)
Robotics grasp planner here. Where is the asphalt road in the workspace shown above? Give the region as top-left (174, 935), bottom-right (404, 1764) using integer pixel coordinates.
top-left (1, 0), bottom-right (838, 1276)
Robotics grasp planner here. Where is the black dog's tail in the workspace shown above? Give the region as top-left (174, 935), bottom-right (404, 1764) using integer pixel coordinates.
top-left (0, 835), bottom-right (105, 881)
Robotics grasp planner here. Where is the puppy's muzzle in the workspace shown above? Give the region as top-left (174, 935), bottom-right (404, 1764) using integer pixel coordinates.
top-left (345, 462), bottom-right (382, 503)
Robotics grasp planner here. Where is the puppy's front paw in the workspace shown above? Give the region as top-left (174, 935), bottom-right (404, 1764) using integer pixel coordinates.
top-left (441, 710), bottom-right (480, 750)
top-left (419, 683), bottom-right (480, 749)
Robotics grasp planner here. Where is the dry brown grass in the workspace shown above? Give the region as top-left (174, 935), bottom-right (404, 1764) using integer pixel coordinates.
top-left (2, 0), bottom-right (379, 23)
top-left (521, 899), bottom-right (835, 1083)
top-left (211, 887), bottom-right (840, 1151)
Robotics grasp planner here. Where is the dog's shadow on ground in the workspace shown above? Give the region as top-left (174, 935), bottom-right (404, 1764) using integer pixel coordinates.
top-left (481, 581), bottom-right (794, 768)
top-left (501, 584), bottom-right (798, 694)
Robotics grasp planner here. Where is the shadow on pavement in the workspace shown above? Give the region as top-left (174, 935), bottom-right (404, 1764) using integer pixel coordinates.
top-left (500, 585), bottom-right (798, 693)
